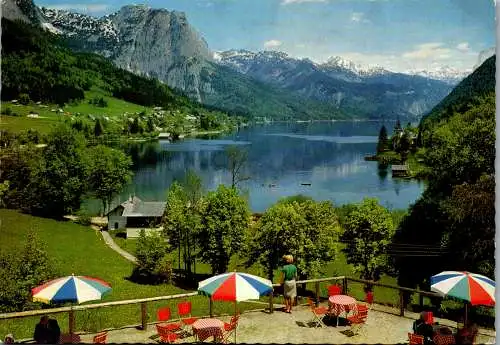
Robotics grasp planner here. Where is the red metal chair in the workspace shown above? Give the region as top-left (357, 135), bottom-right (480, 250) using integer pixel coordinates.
top-left (327, 284), bottom-right (342, 297)
top-left (156, 324), bottom-right (179, 344)
top-left (307, 298), bottom-right (328, 328)
top-left (347, 307), bottom-right (368, 335)
top-left (408, 333), bottom-right (424, 345)
top-left (93, 332), bottom-right (107, 344)
top-left (222, 314), bottom-right (240, 343)
top-left (157, 307), bottom-right (182, 332)
top-left (365, 291), bottom-right (374, 309)
top-left (177, 301), bottom-right (198, 328)
top-left (425, 311), bottom-right (434, 325)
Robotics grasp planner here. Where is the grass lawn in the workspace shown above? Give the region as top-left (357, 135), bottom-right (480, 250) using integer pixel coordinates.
top-left (0, 210), bottom-right (262, 339)
top-left (1, 88), bottom-right (151, 134)
top-left (0, 113), bottom-right (63, 134)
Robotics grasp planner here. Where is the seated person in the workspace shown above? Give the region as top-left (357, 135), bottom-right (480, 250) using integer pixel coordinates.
top-left (413, 312), bottom-right (434, 344)
top-left (4, 334), bottom-right (15, 344)
top-left (34, 315), bottom-right (61, 344)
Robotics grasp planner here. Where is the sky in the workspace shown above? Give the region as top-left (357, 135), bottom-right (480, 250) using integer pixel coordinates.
top-left (37, 0), bottom-right (496, 72)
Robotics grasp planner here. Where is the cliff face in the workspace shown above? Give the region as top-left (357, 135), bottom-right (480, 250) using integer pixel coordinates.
top-left (2, 0), bottom-right (47, 25)
top-left (41, 5), bottom-right (214, 101)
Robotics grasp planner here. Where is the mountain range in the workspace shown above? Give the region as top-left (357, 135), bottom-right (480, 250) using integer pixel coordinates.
top-left (1, 0), bottom-right (476, 121)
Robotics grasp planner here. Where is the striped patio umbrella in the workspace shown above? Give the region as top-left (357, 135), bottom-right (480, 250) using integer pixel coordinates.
top-left (198, 272), bottom-right (273, 302)
top-left (198, 272), bottom-right (273, 342)
top-left (32, 275), bottom-right (112, 304)
top-left (430, 271), bottom-right (495, 306)
top-left (431, 271), bottom-right (495, 325)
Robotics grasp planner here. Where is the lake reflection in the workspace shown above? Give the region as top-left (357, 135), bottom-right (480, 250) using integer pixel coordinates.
top-left (87, 122), bottom-right (425, 213)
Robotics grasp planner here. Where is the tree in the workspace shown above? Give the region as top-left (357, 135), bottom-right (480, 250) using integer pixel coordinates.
top-left (87, 145), bottom-right (133, 215)
top-left (443, 174), bottom-right (495, 277)
top-left (376, 125), bottom-right (389, 153)
top-left (134, 229), bottom-right (169, 282)
top-left (163, 172), bottom-right (204, 278)
top-left (225, 145), bottom-right (250, 188)
top-left (2, 125), bottom-right (92, 218)
top-left (246, 199), bottom-right (340, 281)
top-left (94, 118), bottom-right (103, 137)
top-left (341, 198), bottom-right (394, 281)
top-left (197, 185), bottom-right (250, 274)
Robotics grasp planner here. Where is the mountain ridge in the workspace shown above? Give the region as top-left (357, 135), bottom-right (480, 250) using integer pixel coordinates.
top-left (0, 0), bottom-right (467, 121)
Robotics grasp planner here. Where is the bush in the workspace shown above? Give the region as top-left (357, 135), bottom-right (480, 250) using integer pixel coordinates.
top-left (74, 212), bottom-right (92, 226)
top-left (19, 93), bottom-right (30, 105)
top-left (133, 230), bottom-right (169, 283)
top-left (155, 255), bottom-right (173, 283)
top-left (1, 107), bottom-right (12, 115)
top-left (0, 231), bottom-right (54, 312)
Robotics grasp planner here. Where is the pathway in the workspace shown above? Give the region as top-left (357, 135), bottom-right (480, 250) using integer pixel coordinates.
top-left (100, 230), bottom-right (138, 264)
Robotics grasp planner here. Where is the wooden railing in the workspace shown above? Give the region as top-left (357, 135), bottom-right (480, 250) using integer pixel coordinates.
top-left (0, 275), bottom-right (492, 339)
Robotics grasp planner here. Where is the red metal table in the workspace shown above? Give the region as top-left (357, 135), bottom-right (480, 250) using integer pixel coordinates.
top-left (192, 318), bottom-right (224, 342)
top-left (328, 294), bottom-right (358, 326)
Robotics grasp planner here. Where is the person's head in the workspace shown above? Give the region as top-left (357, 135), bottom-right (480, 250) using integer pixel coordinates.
top-left (40, 315), bottom-right (49, 325)
top-left (4, 334), bottom-right (14, 344)
top-left (283, 254), bottom-right (293, 264)
top-left (419, 311), bottom-right (427, 321)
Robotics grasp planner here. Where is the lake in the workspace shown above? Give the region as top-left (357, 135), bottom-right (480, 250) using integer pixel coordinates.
top-left (87, 121), bottom-right (426, 213)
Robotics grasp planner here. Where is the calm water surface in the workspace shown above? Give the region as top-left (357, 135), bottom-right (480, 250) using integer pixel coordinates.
top-left (91, 122), bottom-right (425, 213)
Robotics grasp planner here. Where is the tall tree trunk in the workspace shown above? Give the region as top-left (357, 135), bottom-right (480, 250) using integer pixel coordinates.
top-left (178, 244), bottom-right (181, 270)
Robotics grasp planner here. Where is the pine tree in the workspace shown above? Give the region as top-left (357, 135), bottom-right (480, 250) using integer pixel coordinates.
top-left (377, 125), bottom-right (389, 153)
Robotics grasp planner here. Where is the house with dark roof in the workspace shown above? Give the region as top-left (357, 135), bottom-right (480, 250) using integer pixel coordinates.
top-left (106, 196), bottom-right (166, 231)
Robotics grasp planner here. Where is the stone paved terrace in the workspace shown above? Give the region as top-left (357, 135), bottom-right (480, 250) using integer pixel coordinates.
top-left (73, 304), bottom-right (495, 344)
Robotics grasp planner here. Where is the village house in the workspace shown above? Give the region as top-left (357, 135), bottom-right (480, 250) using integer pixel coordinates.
top-left (106, 196), bottom-right (166, 233)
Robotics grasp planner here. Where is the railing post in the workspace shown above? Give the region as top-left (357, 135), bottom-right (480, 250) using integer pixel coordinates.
top-left (315, 282), bottom-right (320, 306)
top-left (209, 298), bottom-right (213, 317)
top-left (342, 277), bottom-right (348, 295)
top-left (269, 289), bottom-right (274, 314)
top-left (419, 293), bottom-right (424, 309)
top-left (399, 290), bottom-right (405, 316)
top-left (141, 302), bottom-right (147, 330)
top-left (68, 309), bottom-right (75, 336)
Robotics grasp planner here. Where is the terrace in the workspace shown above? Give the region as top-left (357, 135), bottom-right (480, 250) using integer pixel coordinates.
top-left (1, 276), bottom-right (495, 344)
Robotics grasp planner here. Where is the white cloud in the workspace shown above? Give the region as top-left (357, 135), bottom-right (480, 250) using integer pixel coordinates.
top-left (47, 3), bottom-right (109, 13)
top-left (350, 12), bottom-right (370, 23)
top-left (456, 42), bottom-right (470, 53)
top-left (264, 39), bottom-right (283, 48)
top-left (402, 42), bottom-right (451, 61)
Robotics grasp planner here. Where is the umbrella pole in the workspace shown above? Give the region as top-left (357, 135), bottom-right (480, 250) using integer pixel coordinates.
top-left (69, 305), bottom-right (75, 337)
top-left (464, 302), bottom-right (468, 326)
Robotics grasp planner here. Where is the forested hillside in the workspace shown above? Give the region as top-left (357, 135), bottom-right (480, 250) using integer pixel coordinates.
top-left (1, 18), bottom-right (233, 117)
top-left (393, 55), bottom-right (496, 291)
top-left (420, 55), bottom-right (495, 127)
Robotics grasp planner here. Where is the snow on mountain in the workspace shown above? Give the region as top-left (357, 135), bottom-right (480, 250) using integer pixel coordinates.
top-left (406, 66), bottom-right (470, 85)
top-left (40, 7), bottom-right (119, 40)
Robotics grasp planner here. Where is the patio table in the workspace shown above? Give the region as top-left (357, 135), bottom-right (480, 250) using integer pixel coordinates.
top-left (433, 327), bottom-right (456, 345)
top-left (58, 333), bottom-right (81, 344)
top-left (192, 318), bottom-right (224, 342)
top-left (328, 295), bottom-right (357, 326)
